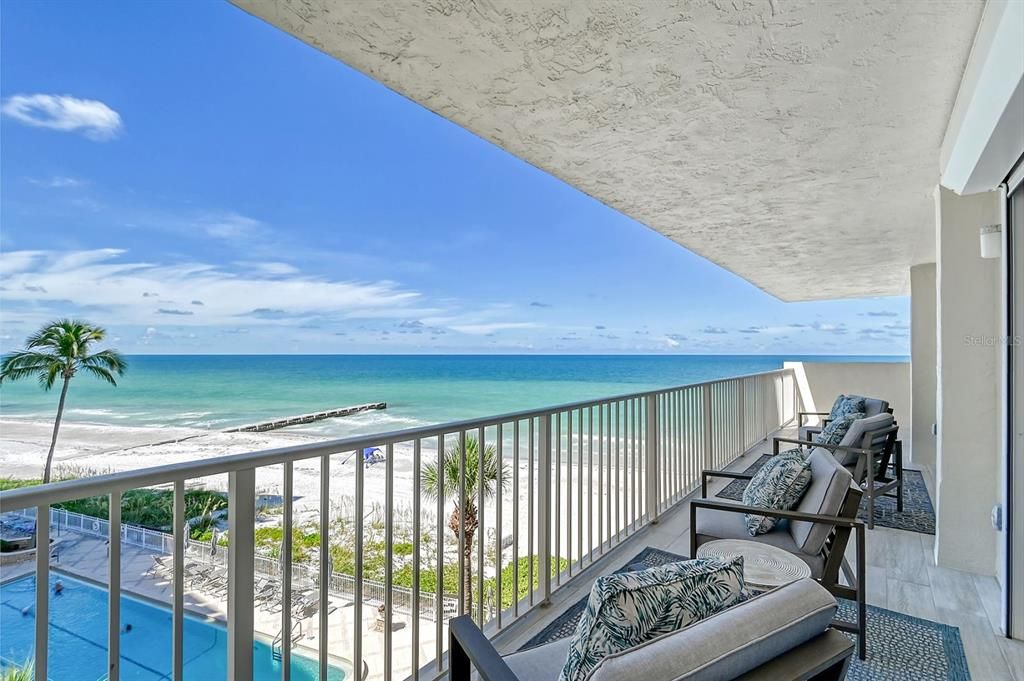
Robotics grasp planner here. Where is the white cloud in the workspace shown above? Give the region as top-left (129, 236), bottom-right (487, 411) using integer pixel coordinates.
top-left (0, 248), bottom-right (425, 325)
top-left (28, 176), bottom-right (85, 188)
top-left (2, 94), bottom-right (122, 140)
top-left (197, 213), bottom-right (264, 240)
top-left (0, 250), bottom-right (45, 276)
top-left (235, 261), bottom-right (300, 276)
top-left (450, 322), bottom-right (538, 335)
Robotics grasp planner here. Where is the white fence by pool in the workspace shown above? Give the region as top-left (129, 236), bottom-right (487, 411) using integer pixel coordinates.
top-left (11, 506), bottom-right (461, 622)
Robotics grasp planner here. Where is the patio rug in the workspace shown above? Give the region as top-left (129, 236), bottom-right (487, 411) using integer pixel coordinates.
top-left (715, 454), bottom-right (936, 535)
top-left (519, 547), bottom-right (970, 681)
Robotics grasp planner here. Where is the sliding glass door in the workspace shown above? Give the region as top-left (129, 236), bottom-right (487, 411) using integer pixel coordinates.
top-left (1008, 163), bottom-right (1024, 640)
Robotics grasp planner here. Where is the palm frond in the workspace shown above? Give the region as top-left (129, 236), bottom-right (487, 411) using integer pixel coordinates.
top-left (3, 320), bottom-right (123, 390)
top-left (40, 362), bottom-right (62, 390)
top-left (80, 349), bottom-right (128, 376)
top-left (420, 437), bottom-right (510, 505)
top-left (80, 364), bottom-right (119, 386)
top-left (0, 350), bottom-right (61, 385)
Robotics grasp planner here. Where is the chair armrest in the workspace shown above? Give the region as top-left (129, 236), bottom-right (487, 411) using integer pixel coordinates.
top-left (773, 436), bottom-right (872, 457)
top-left (449, 615), bottom-right (519, 681)
top-left (797, 411), bottom-right (829, 426)
top-left (701, 469), bottom-right (754, 497)
top-left (773, 436), bottom-right (817, 454)
top-left (690, 498), bottom-right (864, 529)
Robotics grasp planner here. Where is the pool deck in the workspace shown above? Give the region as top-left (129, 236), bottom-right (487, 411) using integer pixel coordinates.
top-left (0, 534), bottom-right (445, 681)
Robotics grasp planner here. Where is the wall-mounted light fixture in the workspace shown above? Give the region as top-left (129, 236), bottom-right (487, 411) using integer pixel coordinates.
top-left (980, 224), bottom-right (1001, 258)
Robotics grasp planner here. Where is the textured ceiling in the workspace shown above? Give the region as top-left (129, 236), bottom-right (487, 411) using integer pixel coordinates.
top-left (232, 0), bottom-right (984, 301)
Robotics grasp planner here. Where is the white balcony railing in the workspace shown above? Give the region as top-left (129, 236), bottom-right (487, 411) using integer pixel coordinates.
top-left (0, 368), bottom-right (797, 681)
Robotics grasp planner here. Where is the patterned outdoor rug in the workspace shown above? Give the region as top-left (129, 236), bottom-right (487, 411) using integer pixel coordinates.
top-left (520, 547), bottom-right (970, 681)
top-left (715, 454), bottom-right (936, 534)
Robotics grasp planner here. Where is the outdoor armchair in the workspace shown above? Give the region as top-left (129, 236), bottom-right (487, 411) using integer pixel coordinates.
top-left (775, 413), bottom-right (902, 529)
top-left (691, 448), bottom-right (867, 659)
top-left (798, 395), bottom-right (891, 441)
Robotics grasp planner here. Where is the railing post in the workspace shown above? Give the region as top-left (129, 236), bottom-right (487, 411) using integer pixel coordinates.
top-left (172, 481), bottom-right (185, 681)
top-left (108, 490), bottom-right (121, 681)
top-left (227, 468), bottom-right (256, 681)
top-left (738, 379), bottom-right (747, 451)
top-left (702, 384), bottom-right (714, 470)
top-left (645, 394), bottom-right (659, 523)
top-left (34, 504), bottom-right (49, 681)
top-left (538, 414), bottom-right (552, 605)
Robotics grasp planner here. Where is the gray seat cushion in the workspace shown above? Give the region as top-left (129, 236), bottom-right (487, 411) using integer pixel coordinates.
top-left (589, 579), bottom-right (838, 681)
top-left (694, 507), bottom-right (825, 577)
top-left (503, 638), bottom-right (572, 681)
top-left (835, 413), bottom-right (894, 467)
top-left (789, 449), bottom-right (855, 555)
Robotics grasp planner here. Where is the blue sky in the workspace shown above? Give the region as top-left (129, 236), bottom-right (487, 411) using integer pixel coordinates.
top-left (0, 2), bottom-right (909, 355)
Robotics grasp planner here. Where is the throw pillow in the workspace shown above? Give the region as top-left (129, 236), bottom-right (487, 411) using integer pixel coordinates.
top-left (558, 557), bottom-right (746, 681)
top-left (742, 451), bottom-right (812, 535)
top-left (828, 394), bottom-right (867, 421)
top-left (814, 410), bottom-right (865, 447)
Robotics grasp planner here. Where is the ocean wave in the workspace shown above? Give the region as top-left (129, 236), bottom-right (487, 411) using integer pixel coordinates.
top-left (0, 412), bottom-right (50, 420)
top-left (67, 408), bottom-right (153, 419)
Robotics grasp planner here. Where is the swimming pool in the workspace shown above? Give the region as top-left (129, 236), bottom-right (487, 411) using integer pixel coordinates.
top-left (0, 573), bottom-right (346, 681)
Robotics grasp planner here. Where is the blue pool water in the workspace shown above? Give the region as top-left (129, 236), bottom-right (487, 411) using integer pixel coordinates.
top-left (0, 574), bottom-right (345, 681)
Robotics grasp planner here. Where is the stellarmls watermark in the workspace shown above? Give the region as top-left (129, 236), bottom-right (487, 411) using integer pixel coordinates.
top-left (963, 334), bottom-right (1022, 347)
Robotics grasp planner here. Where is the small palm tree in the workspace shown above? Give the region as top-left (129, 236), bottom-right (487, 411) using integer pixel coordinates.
top-left (422, 437), bottom-right (509, 614)
top-left (1, 319), bottom-right (126, 483)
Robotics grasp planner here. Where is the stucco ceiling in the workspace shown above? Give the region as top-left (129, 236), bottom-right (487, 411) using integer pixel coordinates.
top-left (232, 0), bottom-right (984, 301)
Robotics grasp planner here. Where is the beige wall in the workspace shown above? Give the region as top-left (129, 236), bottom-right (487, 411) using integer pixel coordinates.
top-left (934, 185), bottom-right (1001, 575)
top-left (911, 264), bottom-right (938, 466)
top-left (783, 361), bottom-right (910, 452)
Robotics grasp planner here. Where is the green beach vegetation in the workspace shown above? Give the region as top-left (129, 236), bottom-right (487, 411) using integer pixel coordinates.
top-left (194, 516), bottom-right (568, 610)
top-left (0, 661), bottom-right (34, 681)
top-left (0, 319), bottom-right (126, 483)
top-left (0, 475), bottom-right (227, 540)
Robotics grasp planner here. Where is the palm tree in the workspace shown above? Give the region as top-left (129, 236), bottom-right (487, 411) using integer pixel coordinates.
top-left (421, 436), bottom-right (509, 614)
top-left (1, 319), bottom-right (126, 483)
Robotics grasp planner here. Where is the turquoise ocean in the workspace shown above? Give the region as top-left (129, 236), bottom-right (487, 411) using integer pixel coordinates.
top-left (0, 355), bottom-right (906, 439)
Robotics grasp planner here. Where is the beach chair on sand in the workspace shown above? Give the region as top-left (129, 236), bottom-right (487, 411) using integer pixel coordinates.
top-left (363, 447), bottom-right (384, 466)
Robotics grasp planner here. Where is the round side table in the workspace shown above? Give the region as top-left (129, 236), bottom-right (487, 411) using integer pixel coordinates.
top-left (696, 538), bottom-right (812, 592)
